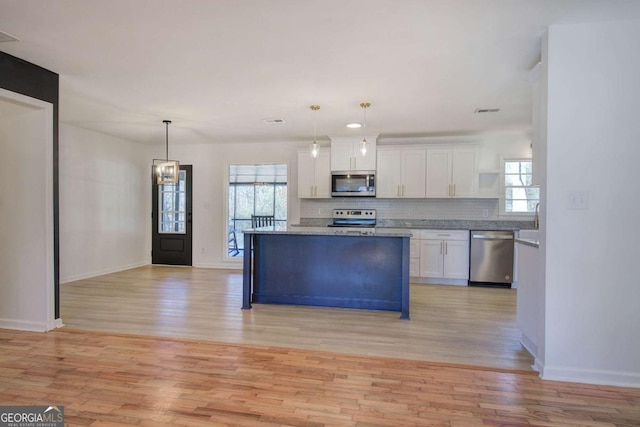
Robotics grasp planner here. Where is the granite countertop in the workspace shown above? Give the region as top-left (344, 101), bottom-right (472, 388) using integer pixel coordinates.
top-left (299, 218), bottom-right (534, 231)
top-left (244, 224), bottom-right (412, 237)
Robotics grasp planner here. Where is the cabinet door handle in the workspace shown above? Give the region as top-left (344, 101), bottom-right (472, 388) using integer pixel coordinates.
top-left (440, 241), bottom-right (443, 254)
top-left (448, 184), bottom-right (451, 197)
top-left (402, 184), bottom-right (405, 197)
top-left (453, 184), bottom-right (456, 197)
top-left (445, 241), bottom-right (448, 255)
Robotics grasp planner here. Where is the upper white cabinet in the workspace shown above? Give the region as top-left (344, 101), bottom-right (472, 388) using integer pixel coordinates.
top-left (426, 147), bottom-right (478, 198)
top-left (330, 136), bottom-right (377, 171)
top-left (297, 150), bottom-right (330, 198)
top-left (376, 147), bottom-right (426, 198)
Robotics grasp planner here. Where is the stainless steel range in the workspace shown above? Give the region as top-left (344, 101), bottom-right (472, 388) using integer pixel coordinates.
top-left (328, 209), bottom-right (376, 228)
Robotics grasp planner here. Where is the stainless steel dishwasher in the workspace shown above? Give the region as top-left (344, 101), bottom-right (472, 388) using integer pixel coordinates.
top-left (469, 230), bottom-right (514, 287)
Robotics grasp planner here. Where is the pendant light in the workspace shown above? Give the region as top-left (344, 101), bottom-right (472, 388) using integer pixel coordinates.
top-left (309, 105), bottom-right (320, 158)
top-left (359, 102), bottom-right (370, 156)
top-left (153, 120), bottom-right (180, 184)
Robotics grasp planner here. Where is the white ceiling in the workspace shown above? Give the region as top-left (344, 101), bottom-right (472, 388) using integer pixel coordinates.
top-left (1, 0), bottom-right (640, 146)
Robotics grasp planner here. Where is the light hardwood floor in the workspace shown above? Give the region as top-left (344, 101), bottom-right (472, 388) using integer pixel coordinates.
top-left (1, 266), bottom-right (638, 426)
top-left (60, 265), bottom-right (533, 371)
top-left (1, 328), bottom-right (639, 426)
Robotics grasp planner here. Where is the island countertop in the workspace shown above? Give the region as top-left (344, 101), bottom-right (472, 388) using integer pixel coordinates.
top-left (244, 224), bottom-right (413, 238)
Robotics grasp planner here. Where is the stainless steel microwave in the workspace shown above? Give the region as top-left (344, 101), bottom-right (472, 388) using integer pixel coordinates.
top-left (331, 171), bottom-right (376, 197)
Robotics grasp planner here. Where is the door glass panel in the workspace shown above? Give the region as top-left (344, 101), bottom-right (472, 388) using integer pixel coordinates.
top-left (159, 170), bottom-right (187, 234)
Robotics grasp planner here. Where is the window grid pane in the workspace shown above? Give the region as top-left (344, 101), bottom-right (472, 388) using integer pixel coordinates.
top-left (228, 164), bottom-right (288, 257)
top-left (159, 170), bottom-right (187, 234)
top-left (504, 160), bottom-right (538, 213)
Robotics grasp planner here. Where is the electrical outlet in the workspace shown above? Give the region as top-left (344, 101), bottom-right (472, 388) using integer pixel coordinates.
top-left (482, 209), bottom-right (489, 218)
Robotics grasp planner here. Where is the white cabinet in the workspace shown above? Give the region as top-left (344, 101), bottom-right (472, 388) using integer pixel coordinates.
top-left (426, 147), bottom-right (478, 198)
top-left (418, 230), bottom-right (469, 282)
top-left (376, 147), bottom-right (426, 198)
top-left (330, 136), bottom-right (377, 171)
top-left (409, 230), bottom-right (421, 277)
top-left (297, 150), bottom-right (330, 198)
top-left (516, 239), bottom-right (541, 360)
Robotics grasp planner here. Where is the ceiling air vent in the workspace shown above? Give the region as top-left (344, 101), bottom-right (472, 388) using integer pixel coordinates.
top-left (474, 108), bottom-right (500, 113)
top-left (263, 118), bottom-right (286, 124)
top-left (0, 30), bottom-right (20, 43)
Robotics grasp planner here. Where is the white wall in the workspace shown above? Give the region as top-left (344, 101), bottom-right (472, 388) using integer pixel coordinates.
top-left (170, 141), bottom-right (303, 269)
top-left (542, 20), bottom-right (640, 386)
top-left (59, 124), bottom-right (152, 282)
top-left (0, 93), bottom-right (55, 331)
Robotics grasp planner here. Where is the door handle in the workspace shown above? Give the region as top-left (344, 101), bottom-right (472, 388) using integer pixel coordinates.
top-left (440, 241), bottom-right (443, 254)
top-left (453, 184), bottom-right (456, 197)
top-left (445, 241), bottom-right (448, 255)
top-left (402, 184), bottom-right (405, 197)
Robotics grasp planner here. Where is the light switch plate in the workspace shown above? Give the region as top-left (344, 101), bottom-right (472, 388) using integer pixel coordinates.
top-left (568, 190), bottom-right (589, 210)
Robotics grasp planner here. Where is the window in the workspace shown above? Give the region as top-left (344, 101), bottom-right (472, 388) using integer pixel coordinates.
top-left (159, 169), bottom-right (187, 233)
top-left (227, 164), bottom-right (287, 257)
top-left (504, 160), bottom-right (539, 213)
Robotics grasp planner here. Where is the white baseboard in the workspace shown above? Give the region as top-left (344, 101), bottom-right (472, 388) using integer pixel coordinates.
top-left (520, 334), bottom-right (538, 359)
top-left (411, 277), bottom-right (468, 286)
top-left (533, 357), bottom-right (544, 374)
top-left (542, 365), bottom-right (640, 388)
top-left (60, 261), bottom-right (149, 283)
top-left (193, 261), bottom-right (243, 270)
top-left (0, 318), bottom-right (50, 332)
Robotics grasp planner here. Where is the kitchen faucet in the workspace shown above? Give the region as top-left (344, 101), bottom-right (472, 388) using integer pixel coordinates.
top-left (534, 202), bottom-right (540, 229)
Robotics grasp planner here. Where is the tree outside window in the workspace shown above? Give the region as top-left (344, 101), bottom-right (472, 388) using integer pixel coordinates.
top-left (228, 164), bottom-right (287, 257)
top-left (504, 160), bottom-right (539, 213)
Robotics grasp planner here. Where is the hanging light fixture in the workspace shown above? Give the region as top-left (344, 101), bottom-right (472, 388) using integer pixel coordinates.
top-left (153, 120), bottom-right (180, 184)
top-left (309, 105), bottom-right (320, 158)
top-left (359, 102), bottom-right (370, 155)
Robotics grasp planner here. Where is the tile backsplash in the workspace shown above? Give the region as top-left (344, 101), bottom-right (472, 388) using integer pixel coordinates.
top-left (300, 198), bottom-right (501, 221)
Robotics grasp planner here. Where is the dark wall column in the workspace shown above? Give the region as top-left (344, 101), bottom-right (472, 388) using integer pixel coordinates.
top-left (0, 51), bottom-right (60, 318)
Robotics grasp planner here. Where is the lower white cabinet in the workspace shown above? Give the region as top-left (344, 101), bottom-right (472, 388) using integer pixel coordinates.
top-left (409, 232), bottom-right (421, 277)
top-left (412, 230), bottom-right (470, 285)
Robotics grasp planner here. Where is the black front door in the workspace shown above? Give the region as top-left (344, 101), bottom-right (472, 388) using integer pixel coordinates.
top-left (152, 165), bottom-right (192, 265)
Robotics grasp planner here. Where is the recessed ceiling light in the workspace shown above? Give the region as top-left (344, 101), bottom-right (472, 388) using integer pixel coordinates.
top-left (346, 122), bottom-right (362, 129)
top-left (474, 108), bottom-right (500, 113)
top-left (263, 118), bottom-right (286, 124)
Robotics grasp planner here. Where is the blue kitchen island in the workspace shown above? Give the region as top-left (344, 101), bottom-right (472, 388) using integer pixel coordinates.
top-left (242, 225), bottom-right (412, 319)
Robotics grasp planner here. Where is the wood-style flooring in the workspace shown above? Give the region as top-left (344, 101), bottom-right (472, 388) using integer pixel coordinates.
top-left (1, 328), bottom-right (639, 426)
top-left (59, 266), bottom-right (533, 371)
top-left (1, 266), bottom-right (639, 426)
